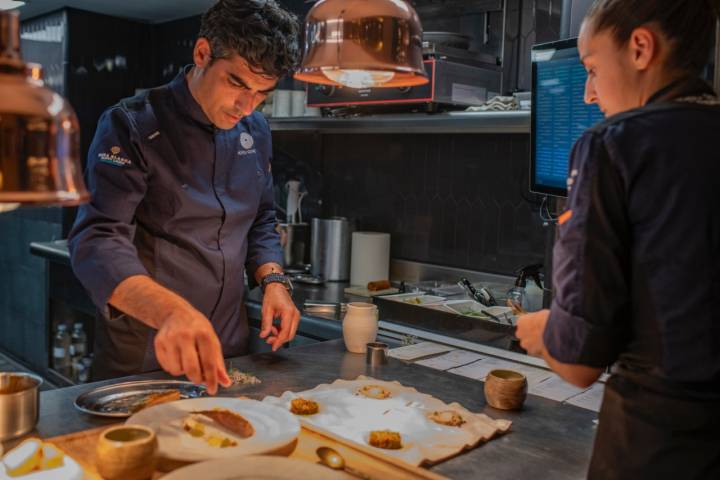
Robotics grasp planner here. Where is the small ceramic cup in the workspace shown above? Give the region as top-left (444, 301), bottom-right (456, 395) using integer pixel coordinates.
top-left (96, 424), bottom-right (158, 480)
top-left (484, 369), bottom-right (528, 410)
top-left (342, 302), bottom-right (379, 353)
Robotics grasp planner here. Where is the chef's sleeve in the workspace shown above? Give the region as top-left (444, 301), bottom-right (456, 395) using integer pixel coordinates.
top-left (68, 106), bottom-right (150, 317)
top-left (244, 146), bottom-right (284, 285)
top-left (543, 130), bottom-right (632, 367)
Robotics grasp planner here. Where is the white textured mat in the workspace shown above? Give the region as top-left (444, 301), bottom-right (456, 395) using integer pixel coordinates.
top-left (263, 376), bottom-right (511, 466)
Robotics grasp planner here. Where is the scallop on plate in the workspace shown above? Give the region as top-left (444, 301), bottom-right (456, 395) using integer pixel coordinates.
top-left (126, 397), bottom-right (300, 462)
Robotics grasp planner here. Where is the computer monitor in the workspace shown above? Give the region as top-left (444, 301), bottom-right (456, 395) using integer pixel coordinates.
top-left (530, 38), bottom-right (605, 197)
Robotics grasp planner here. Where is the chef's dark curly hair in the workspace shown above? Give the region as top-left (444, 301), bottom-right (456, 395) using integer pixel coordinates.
top-left (199, 0), bottom-right (300, 78)
top-left (585, 0), bottom-right (720, 75)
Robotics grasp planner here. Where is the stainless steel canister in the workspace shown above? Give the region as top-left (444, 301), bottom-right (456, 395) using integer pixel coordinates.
top-left (311, 217), bottom-right (351, 281)
top-left (0, 372), bottom-right (43, 440)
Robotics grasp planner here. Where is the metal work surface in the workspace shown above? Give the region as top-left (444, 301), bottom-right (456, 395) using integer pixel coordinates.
top-left (28, 339), bottom-right (595, 479)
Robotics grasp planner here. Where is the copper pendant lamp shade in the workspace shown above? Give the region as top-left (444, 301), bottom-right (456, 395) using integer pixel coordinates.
top-left (294, 0), bottom-right (428, 89)
top-left (0, 10), bottom-right (89, 210)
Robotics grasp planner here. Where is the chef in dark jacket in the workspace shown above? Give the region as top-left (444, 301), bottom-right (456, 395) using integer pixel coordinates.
top-left (516, 0), bottom-right (720, 478)
top-left (68, 0), bottom-right (301, 394)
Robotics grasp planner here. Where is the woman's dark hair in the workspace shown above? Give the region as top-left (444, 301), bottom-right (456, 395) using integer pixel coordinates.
top-left (585, 0), bottom-right (720, 75)
top-left (199, 0), bottom-right (300, 78)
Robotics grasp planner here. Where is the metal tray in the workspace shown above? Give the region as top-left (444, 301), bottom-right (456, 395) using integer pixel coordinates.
top-left (74, 380), bottom-right (207, 418)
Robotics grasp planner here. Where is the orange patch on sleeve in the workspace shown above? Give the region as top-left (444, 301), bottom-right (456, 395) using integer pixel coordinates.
top-left (558, 210), bottom-right (573, 225)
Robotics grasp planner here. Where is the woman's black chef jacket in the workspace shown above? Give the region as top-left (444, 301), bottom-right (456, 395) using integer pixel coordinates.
top-left (68, 69), bottom-right (283, 379)
top-left (543, 78), bottom-right (720, 479)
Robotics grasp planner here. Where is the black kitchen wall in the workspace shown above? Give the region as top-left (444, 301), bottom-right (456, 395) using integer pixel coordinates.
top-left (272, 132), bottom-right (547, 276)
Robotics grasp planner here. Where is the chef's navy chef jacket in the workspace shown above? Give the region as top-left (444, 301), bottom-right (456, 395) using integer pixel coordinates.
top-left (543, 77), bottom-right (720, 479)
top-left (68, 68), bottom-right (283, 380)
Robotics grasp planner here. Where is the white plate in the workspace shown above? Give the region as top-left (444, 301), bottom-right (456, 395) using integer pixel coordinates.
top-left (162, 456), bottom-right (349, 480)
top-left (0, 455), bottom-right (83, 480)
top-left (127, 398), bottom-right (300, 462)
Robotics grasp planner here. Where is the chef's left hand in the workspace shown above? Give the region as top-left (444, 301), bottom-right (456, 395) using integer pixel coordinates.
top-left (260, 283), bottom-right (300, 351)
top-left (515, 309), bottom-right (550, 357)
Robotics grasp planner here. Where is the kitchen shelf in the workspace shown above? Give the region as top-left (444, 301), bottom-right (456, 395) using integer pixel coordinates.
top-left (268, 111), bottom-right (530, 134)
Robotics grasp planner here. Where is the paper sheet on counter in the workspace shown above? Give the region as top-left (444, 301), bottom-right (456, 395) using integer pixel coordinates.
top-left (447, 357), bottom-right (553, 387)
top-left (529, 375), bottom-right (589, 402)
top-left (415, 350), bottom-right (485, 370)
top-left (565, 382), bottom-right (605, 412)
top-left (388, 342), bottom-right (455, 361)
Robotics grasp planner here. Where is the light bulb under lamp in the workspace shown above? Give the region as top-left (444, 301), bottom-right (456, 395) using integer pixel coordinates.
top-left (321, 68), bottom-right (395, 89)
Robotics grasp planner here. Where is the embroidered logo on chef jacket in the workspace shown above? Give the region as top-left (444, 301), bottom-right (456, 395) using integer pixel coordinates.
top-left (237, 132), bottom-right (257, 156)
top-left (98, 146), bottom-right (132, 167)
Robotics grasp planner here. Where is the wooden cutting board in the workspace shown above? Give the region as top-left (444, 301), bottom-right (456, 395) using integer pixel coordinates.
top-left (46, 424), bottom-right (447, 480)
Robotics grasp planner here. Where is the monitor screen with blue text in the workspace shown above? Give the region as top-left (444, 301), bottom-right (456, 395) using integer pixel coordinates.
top-left (531, 39), bottom-right (605, 197)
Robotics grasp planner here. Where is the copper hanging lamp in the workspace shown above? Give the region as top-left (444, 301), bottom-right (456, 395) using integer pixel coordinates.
top-left (0, 10), bottom-right (89, 212)
top-left (294, 0), bottom-right (428, 89)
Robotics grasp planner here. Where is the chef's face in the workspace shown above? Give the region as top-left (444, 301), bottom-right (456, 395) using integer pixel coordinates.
top-left (578, 22), bottom-right (640, 118)
top-left (190, 38), bottom-right (278, 129)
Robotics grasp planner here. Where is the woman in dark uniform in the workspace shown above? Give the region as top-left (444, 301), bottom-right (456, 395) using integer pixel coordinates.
top-left (516, 0), bottom-right (720, 478)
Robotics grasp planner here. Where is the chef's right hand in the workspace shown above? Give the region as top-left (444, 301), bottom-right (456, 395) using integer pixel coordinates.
top-left (154, 308), bottom-right (231, 395)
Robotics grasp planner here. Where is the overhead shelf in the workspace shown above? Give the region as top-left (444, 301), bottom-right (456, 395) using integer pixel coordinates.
top-left (267, 111), bottom-right (530, 134)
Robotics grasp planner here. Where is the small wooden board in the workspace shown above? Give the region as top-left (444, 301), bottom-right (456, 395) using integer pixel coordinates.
top-left (47, 424), bottom-right (448, 480)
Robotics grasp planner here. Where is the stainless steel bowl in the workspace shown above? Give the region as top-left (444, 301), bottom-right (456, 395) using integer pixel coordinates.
top-left (0, 372), bottom-right (43, 440)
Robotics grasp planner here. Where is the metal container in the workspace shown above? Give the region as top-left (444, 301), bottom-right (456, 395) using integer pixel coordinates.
top-left (279, 222), bottom-right (310, 269)
top-left (366, 342), bottom-right (389, 366)
top-left (311, 217), bottom-right (351, 281)
top-left (0, 372), bottom-right (43, 440)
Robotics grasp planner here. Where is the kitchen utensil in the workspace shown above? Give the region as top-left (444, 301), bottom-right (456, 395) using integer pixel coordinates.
top-left (304, 301), bottom-right (347, 314)
top-left (366, 342), bottom-right (389, 366)
top-left (0, 372), bottom-right (43, 441)
top-left (342, 303), bottom-right (379, 353)
top-left (126, 397), bottom-right (300, 462)
top-left (458, 278), bottom-right (497, 306)
top-left (285, 180), bottom-right (302, 224)
top-left (350, 232), bottom-right (390, 287)
top-left (95, 425), bottom-right (157, 480)
top-left (480, 308), bottom-right (514, 325)
top-left (316, 446), bottom-right (371, 479)
top-left (279, 223), bottom-right (310, 268)
top-left (291, 272), bottom-right (325, 285)
top-left (311, 217), bottom-right (352, 281)
top-left (161, 456), bottom-right (344, 480)
top-left (74, 380), bottom-right (206, 418)
top-left (484, 369), bottom-right (528, 411)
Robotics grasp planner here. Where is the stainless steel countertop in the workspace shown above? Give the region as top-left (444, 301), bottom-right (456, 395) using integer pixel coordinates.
top-left (11, 339), bottom-right (595, 479)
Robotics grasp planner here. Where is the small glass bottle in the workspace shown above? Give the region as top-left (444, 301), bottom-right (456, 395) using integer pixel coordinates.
top-left (80, 356), bottom-right (93, 383)
top-left (69, 322), bottom-right (87, 359)
top-left (71, 356), bottom-right (84, 383)
top-left (53, 324), bottom-right (71, 376)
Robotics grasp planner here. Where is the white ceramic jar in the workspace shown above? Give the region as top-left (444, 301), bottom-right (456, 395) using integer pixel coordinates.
top-left (342, 302), bottom-right (379, 353)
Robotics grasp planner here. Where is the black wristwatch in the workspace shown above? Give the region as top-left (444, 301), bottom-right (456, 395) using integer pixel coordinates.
top-left (260, 272), bottom-right (294, 295)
